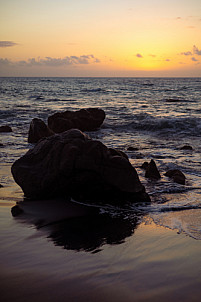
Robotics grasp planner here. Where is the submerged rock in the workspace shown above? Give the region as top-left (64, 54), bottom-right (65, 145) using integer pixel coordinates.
top-left (180, 145), bottom-right (193, 151)
top-left (11, 129), bottom-right (150, 203)
top-left (48, 108), bottom-right (105, 133)
top-left (28, 118), bottom-right (54, 143)
top-left (165, 169), bottom-right (186, 185)
top-left (145, 159), bottom-right (161, 180)
top-left (0, 125), bottom-right (12, 132)
top-left (127, 146), bottom-right (139, 151)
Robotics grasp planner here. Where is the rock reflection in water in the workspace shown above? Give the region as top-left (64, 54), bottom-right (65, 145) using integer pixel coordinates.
top-left (11, 199), bottom-right (140, 253)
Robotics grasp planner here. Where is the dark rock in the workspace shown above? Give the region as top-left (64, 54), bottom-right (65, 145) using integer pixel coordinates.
top-left (145, 159), bottom-right (161, 179)
top-left (180, 145), bottom-right (193, 151)
top-left (127, 146), bottom-right (139, 151)
top-left (0, 143), bottom-right (3, 147)
top-left (48, 108), bottom-right (105, 133)
top-left (11, 129), bottom-right (150, 203)
top-left (28, 118), bottom-right (54, 143)
top-left (11, 205), bottom-right (24, 217)
top-left (141, 162), bottom-right (149, 170)
top-left (0, 184), bottom-right (3, 188)
top-left (108, 148), bottom-right (128, 160)
top-left (165, 169), bottom-right (186, 185)
top-left (0, 125), bottom-right (12, 133)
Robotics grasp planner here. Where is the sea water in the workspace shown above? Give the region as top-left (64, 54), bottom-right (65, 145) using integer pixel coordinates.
top-left (0, 77), bottom-right (201, 240)
top-left (1, 77), bottom-right (201, 301)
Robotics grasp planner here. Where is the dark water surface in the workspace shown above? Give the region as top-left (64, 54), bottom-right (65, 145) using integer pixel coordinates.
top-left (0, 77), bottom-right (201, 301)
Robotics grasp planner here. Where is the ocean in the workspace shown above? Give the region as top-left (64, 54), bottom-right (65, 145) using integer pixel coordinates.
top-left (0, 77), bottom-right (201, 301)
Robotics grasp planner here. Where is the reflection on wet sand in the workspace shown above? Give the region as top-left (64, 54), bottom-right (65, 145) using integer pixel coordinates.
top-left (11, 199), bottom-right (141, 253)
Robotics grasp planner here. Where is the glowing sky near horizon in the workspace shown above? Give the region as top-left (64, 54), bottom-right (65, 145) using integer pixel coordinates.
top-left (0, 0), bottom-right (201, 76)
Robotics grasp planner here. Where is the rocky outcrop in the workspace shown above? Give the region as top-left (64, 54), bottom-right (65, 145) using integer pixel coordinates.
top-left (165, 169), bottom-right (186, 185)
top-left (145, 159), bottom-right (161, 180)
top-left (0, 125), bottom-right (12, 132)
top-left (28, 118), bottom-right (54, 143)
top-left (48, 108), bottom-right (105, 133)
top-left (11, 129), bottom-right (150, 203)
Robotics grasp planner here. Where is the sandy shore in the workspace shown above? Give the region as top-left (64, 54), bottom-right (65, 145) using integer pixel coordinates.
top-left (0, 164), bottom-right (201, 302)
top-left (1, 199), bottom-right (201, 302)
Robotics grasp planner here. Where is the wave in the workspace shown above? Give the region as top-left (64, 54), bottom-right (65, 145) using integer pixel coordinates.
top-left (28, 95), bottom-right (44, 100)
top-left (45, 98), bottom-right (77, 103)
top-left (108, 113), bottom-right (201, 136)
top-left (149, 207), bottom-right (201, 240)
top-left (147, 202), bottom-right (201, 213)
top-left (161, 98), bottom-right (190, 102)
top-left (81, 88), bottom-right (108, 93)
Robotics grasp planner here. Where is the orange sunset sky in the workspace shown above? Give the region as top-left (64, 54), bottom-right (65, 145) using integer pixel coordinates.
top-left (0, 0), bottom-right (201, 77)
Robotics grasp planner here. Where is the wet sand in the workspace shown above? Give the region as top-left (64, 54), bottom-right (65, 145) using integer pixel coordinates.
top-left (0, 164), bottom-right (201, 302)
top-left (1, 201), bottom-right (201, 302)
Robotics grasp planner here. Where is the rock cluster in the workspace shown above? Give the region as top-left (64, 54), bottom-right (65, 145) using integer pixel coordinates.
top-left (142, 159), bottom-right (161, 180)
top-left (28, 108), bottom-right (106, 143)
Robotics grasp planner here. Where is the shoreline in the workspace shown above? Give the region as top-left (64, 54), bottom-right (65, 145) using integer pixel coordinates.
top-left (0, 195), bottom-right (201, 302)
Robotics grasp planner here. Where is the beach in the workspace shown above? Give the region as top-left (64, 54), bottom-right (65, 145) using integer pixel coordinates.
top-left (1, 77), bottom-right (201, 301)
top-left (1, 190), bottom-right (201, 302)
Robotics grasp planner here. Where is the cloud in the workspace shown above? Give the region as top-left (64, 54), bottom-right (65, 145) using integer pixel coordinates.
top-left (181, 51), bottom-right (192, 56)
top-left (165, 59), bottom-right (170, 62)
top-left (0, 55), bottom-right (100, 67)
top-left (193, 45), bottom-right (201, 55)
top-left (180, 45), bottom-right (201, 57)
top-left (0, 58), bottom-right (12, 65)
top-left (136, 53), bottom-right (143, 58)
top-left (191, 57), bottom-right (198, 62)
top-left (0, 41), bottom-right (18, 48)
top-left (149, 54), bottom-right (156, 58)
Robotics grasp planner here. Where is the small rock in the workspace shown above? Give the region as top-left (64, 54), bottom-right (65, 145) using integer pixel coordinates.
top-left (141, 162), bottom-right (149, 170)
top-left (165, 169), bottom-right (186, 185)
top-left (127, 146), bottom-right (139, 151)
top-left (180, 145), bottom-right (193, 151)
top-left (0, 125), bottom-right (12, 133)
top-left (28, 118), bottom-right (54, 143)
top-left (145, 159), bottom-right (161, 179)
top-left (11, 205), bottom-right (24, 217)
top-left (0, 184), bottom-right (3, 188)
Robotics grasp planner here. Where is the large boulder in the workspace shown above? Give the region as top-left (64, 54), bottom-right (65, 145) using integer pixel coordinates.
top-left (11, 129), bottom-right (150, 203)
top-left (28, 118), bottom-right (54, 143)
top-left (48, 108), bottom-right (105, 133)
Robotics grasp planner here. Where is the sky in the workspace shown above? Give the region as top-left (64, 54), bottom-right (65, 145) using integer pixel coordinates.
top-left (0, 0), bottom-right (201, 77)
